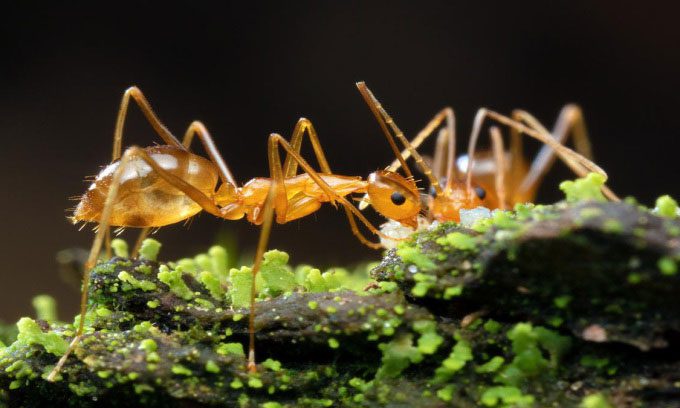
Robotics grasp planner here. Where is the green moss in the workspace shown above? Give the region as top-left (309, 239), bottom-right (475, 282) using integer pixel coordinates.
top-left (655, 195), bottom-right (678, 219)
top-left (216, 342), bottom-right (245, 356)
top-left (205, 360), bottom-right (220, 373)
top-left (657, 256), bottom-right (677, 276)
top-left (157, 265), bottom-right (194, 300)
top-left (580, 393), bottom-right (613, 408)
top-left (328, 338), bottom-right (339, 349)
top-left (248, 377), bottom-right (263, 388)
top-left (376, 334), bottom-right (423, 379)
top-left (14, 317), bottom-right (67, 356)
top-left (413, 320), bottom-right (443, 355)
top-left (559, 173), bottom-right (607, 202)
top-left (395, 246), bottom-right (436, 270)
top-left (435, 232), bottom-right (477, 250)
top-left (436, 384), bottom-right (455, 402)
top-left (480, 386), bottom-right (534, 407)
top-left (110, 238), bottom-right (129, 258)
top-left (230, 266), bottom-right (253, 308)
top-left (138, 238), bottom-right (162, 261)
top-left (262, 358), bottom-right (282, 372)
top-left (138, 339), bottom-right (157, 353)
top-left (199, 271), bottom-right (225, 300)
top-left (308, 301), bottom-right (318, 310)
top-left (171, 364), bottom-right (192, 376)
top-left (118, 271), bottom-right (157, 292)
top-left (443, 285), bottom-right (463, 300)
top-left (208, 245), bottom-right (229, 280)
top-left (433, 338), bottom-right (472, 383)
top-left (31, 295), bottom-right (57, 323)
top-left (260, 250), bottom-right (296, 295)
top-left (476, 356), bottom-right (505, 373)
top-left (553, 295), bottom-right (572, 309)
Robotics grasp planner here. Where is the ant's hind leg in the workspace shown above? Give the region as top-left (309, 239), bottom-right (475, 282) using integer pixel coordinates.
top-left (465, 109), bottom-right (607, 190)
top-left (112, 87), bottom-right (184, 161)
top-left (131, 228), bottom-right (151, 258)
top-left (47, 146), bottom-right (229, 382)
top-left (182, 121), bottom-right (238, 187)
top-left (514, 106), bottom-right (593, 194)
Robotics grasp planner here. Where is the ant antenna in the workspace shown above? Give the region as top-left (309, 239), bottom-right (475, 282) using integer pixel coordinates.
top-left (356, 82), bottom-right (443, 197)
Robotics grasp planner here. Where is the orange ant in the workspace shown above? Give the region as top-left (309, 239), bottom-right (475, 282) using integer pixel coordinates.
top-left (47, 86), bottom-right (423, 381)
top-left (355, 82), bottom-right (618, 227)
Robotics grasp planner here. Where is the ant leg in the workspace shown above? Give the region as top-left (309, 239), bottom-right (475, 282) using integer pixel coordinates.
top-left (356, 82), bottom-right (443, 194)
top-left (110, 87), bottom-right (186, 254)
top-left (247, 181), bottom-right (277, 372)
top-left (383, 108), bottom-right (457, 182)
top-left (104, 229), bottom-right (112, 259)
top-left (357, 111), bottom-right (455, 212)
top-left (277, 119), bottom-right (384, 249)
top-left (514, 106), bottom-right (598, 197)
top-left (112, 86), bottom-right (184, 161)
top-left (182, 121), bottom-right (238, 187)
top-left (464, 108), bottom-right (614, 198)
top-left (268, 133), bottom-right (391, 247)
top-left (131, 227), bottom-right (151, 258)
top-left (489, 127), bottom-right (507, 210)
top-left (48, 146), bottom-right (237, 381)
top-left (282, 118), bottom-right (332, 177)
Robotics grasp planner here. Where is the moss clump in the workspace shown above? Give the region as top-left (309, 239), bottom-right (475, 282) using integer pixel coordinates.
top-left (1, 188), bottom-right (680, 406)
top-left (559, 172), bottom-right (607, 202)
top-left (13, 318), bottom-right (67, 356)
top-left (654, 194), bottom-right (678, 219)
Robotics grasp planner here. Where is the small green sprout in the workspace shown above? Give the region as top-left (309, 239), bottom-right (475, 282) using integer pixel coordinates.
top-left (559, 173), bottom-right (607, 202)
top-left (138, 238), bottom-right (162, 261)
top-left (15, 318), bottom-right (67, 356)
top-left (32, 295), bottom-right (57, 323)
top-left (654, 195), bottom-right (678, 219)
top-left (157, 265), bottom-right (193, 300)
top-left (110, 238), bottom-right (129, 258)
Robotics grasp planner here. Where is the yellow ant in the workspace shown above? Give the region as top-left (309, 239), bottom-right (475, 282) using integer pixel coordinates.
top-left (355, 82), bottom-right (618, 227)
top-left (47, 85), bottom-right (424, 381)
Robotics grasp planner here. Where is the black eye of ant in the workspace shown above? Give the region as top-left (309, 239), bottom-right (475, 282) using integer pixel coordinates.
top-left (474, 186), bottom-right (486, 200)
top-left (390, 191), bottom-right (406, 206)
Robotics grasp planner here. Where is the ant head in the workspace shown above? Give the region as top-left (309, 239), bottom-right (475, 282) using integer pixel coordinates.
top-left (367, 170), bottom-right (420, 228)
top-left (428, 179), bottom-right (496, 222)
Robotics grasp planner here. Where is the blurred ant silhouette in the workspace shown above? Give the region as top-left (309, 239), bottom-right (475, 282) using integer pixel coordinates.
top-left (355, 82), bottom-right (618, 226)
top-left (48, 85), bottom-right (426, 380)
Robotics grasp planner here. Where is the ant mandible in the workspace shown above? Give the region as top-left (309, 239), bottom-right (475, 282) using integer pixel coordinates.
top-left (355, 82), bottom-right (618, 225)
top-left (47, 86), bottom-right (423, 381)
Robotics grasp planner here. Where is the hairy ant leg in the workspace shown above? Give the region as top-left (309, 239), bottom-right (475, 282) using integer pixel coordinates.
top-left (109, 87), bottom-right (186, 257)
top-left (464, 108), bottom-right (618, 200)
top-left (48, 146), bottom-right (226, 382)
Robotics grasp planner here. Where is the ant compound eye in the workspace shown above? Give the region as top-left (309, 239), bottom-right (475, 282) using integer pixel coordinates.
top-left (474, 186), bottom-right (486, 200)
top-left (391, 191), bottom-right (406, 206)
top-left (367, 171), bottom-right (420, 223)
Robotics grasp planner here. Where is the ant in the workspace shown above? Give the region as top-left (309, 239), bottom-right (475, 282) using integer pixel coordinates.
top-left (355, 82), bottom-right (618, 227)
top-left (47, 86), bottom-right (423, 381)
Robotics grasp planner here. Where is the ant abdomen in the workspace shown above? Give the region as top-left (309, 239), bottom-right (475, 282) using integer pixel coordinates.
top-left (73, 145), bottom-right (220, 227)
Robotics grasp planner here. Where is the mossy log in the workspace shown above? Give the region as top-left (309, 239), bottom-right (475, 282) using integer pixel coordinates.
top-left (1, 198), bottom-right (679, 407)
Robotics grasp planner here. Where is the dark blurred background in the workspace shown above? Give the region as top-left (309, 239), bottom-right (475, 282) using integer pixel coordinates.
top-left (1, 1), bottom-right (679, 321)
